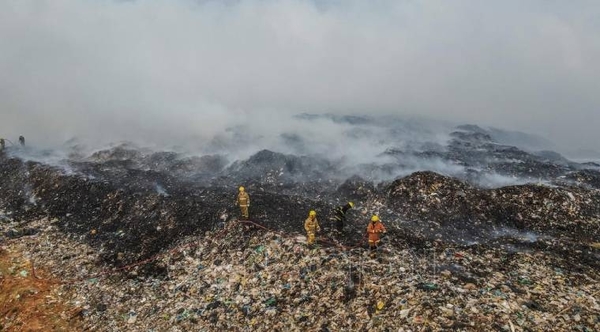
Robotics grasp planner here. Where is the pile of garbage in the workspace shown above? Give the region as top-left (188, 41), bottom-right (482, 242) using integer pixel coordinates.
top-left (2, 122), bottom-right (600, 330)
top-left (387, 171), bottom-right (600, 241)
top-left (565, 170), bottom-right (600, 190)
top-left (0, 155), bottom-right (339, 267)
top-left (84, 144), bottom-right (228, 177)
top-left (384, 125), bottom-right (596, 185)
top-left (3, 216), bottom-right (599, 331)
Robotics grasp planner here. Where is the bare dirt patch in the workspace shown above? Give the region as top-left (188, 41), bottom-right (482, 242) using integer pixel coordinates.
top-left (0, 247), bottom-right (82, 332)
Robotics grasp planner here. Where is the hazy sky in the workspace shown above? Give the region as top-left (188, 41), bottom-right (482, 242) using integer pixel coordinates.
top-left (1, 0), bottom-right (599, 153)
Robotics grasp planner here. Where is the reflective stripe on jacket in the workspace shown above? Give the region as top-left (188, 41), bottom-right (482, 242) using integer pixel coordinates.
top-left (367, 221), bottom-right (386, 243)
top-left (305, 217), bottom-right (320, 233)
top-left (238, 192), bottom-right (250, 207)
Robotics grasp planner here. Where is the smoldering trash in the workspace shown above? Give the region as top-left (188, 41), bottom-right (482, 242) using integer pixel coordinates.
top-left (1, 125), bottom-right (599, 331)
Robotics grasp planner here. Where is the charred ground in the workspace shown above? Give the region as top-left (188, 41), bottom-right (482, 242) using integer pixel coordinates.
top-left (1, 123), bottom-right (600, 330)
top-left (1, 124), bottom-right (599, 271)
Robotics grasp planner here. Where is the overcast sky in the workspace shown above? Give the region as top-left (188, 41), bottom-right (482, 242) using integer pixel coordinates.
top-left (1, 0), bottom-right (599, 153)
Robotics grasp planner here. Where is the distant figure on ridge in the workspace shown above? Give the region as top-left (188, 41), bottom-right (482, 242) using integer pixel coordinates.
top-left (237, 186), bottom-right (250, 219)
top-left (0, 138), bottom-right (5, 150)
top-left (304, 210), bottom-right (321, 248)
top-left (18, 136), bottom-right (25, 146)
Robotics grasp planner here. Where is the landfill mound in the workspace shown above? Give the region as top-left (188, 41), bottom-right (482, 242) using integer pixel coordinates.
top-left (0, 156), bottom-right (335, 267)
top-left (1, 122), bottom-right (600, 331)
top-left (388, 171), bottom-right (600, 239)
top-left (3, 218), bottom-right (599, 331)
top-left (3, 153), bottom-right (596, 270)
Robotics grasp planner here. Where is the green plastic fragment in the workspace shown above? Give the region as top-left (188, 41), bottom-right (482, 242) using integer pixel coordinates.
top-left (518, 278), bottom-right (533, 285)
top-left (264, 297), bottom-right (277, 307)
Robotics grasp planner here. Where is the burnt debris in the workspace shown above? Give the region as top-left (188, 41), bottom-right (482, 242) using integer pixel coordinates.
top-left (1, 123), bottom-right (600, 330)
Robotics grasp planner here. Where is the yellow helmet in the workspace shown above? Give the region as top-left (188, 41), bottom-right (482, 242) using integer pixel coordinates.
top-left (309, 210), bottom-right (317, 217)
top-left (348, 202), bottom-right (354, 208)
top-left (371, 215), bottom-right (379, 222)
top-left (239, 186), bottom-right (245, 192)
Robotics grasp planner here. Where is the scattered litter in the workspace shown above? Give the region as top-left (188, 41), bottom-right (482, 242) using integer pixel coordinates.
top-left (1, 135), bottom-right (599, 331)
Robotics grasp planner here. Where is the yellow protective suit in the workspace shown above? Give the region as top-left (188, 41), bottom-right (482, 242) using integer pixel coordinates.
top-left (304, 216), bottom-right (321, 245)
top-left (237, 191), bottom-right (250, 219)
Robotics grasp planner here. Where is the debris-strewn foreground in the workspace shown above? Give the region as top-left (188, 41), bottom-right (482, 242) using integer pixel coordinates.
top-left (1, 122), bottom-right (600, 331)
top-left (2, 217), bottom-right (599, 331)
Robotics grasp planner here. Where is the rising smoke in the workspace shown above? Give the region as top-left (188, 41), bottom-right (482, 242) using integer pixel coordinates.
top-left (1, 0), bottom-right (599, 156)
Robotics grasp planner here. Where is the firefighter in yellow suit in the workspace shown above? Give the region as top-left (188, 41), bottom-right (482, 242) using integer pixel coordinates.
top-left (304, 210), bottom-right (320, 247)
top-left (237, 186), bottom-right (250, 219)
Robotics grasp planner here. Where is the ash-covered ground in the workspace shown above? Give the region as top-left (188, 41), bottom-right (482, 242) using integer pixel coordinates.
top-left (1, 117), bottom-right (599, 331)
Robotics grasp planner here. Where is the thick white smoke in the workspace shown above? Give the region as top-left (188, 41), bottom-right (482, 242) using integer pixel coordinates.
top-left (1, 0), bottom-right (599, 155)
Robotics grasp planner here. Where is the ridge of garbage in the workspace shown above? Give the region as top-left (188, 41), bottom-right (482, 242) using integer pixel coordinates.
top-left (1, 124), bottom-right (599, 331)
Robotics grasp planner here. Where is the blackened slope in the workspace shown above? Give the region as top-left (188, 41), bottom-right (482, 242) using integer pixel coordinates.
top-left (242, 190), bottom-right (333, 234)
top-left (0, 154), bottom-right (344, 267)
top-left (216, 149), bottom-right (342, 199)
top-left (87, 146), bottom-right (227, 177)
top-left (381, 126), bottom-right (578, 185)
top-left (387, 171), bottom-right (600, 240)
top-left (0, 154), bottom-right (231, 266)
top-left (227, 150), bottom-right (336, 182)
top-left (447, 130), bottom-right (573, 178)
top-left (0, 156), bottom-right (30, 216)
top-left (335, 175), bottom-right (377, 202)
top-left (23, 163), bottom-right (230, 266)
